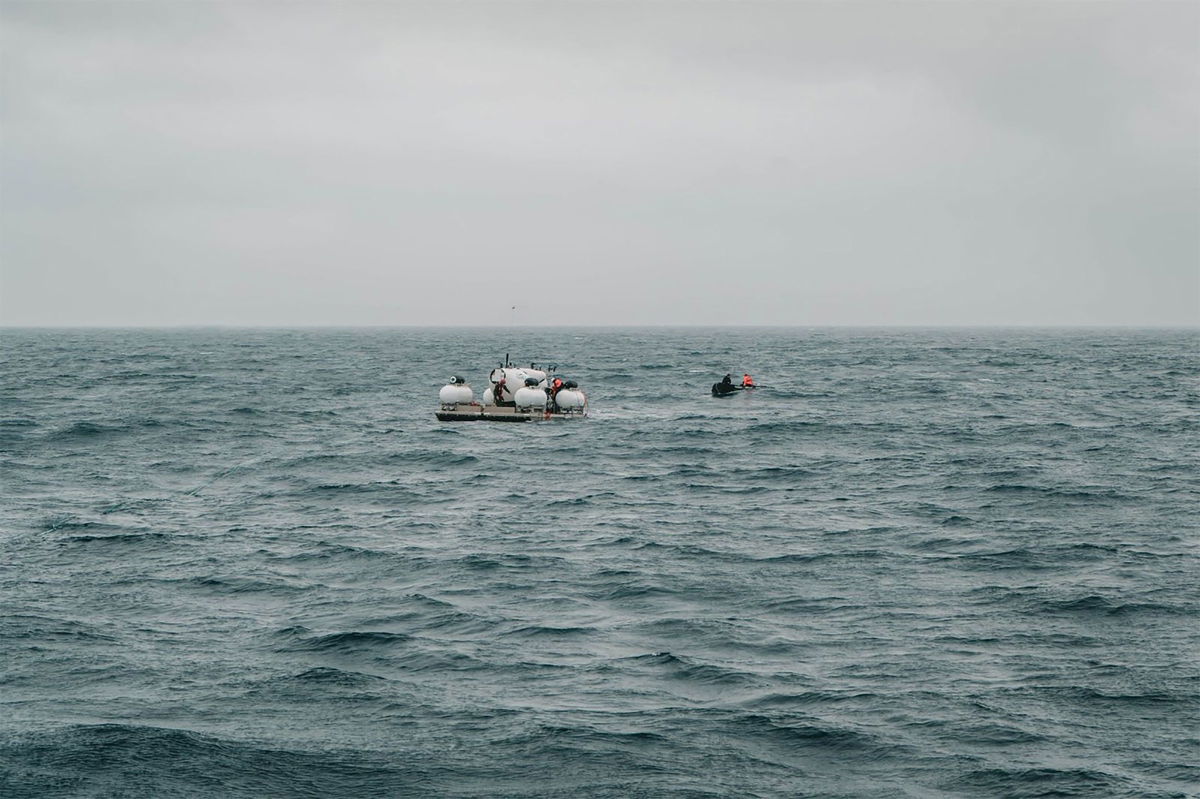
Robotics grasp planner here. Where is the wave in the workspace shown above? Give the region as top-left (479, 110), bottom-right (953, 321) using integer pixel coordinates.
top-left (269, 627), bottom-right (517, 672)
top-left (743, 420), bottom-right (827, 435)
top-left (504, 723), bottom-right (669, 748)
top-left (935, 721), bottom-right (1048, 746)
top-left (273, 542), bottom-right (395, 563)
top-left (949, 765), bottom-right (1131, 796)
top-left (740, 690), bottom-right (882, 709)
top-left (932, 631), bottom-right (1104, 649)
top-left (308, 481), bottom-right (422, 495)
top-left (1041, 594), bottom-right (1194, 617)
top-left (631, 541), bottom-right (728, 559)
top-left (452, 552), bottom-right (569, 571)
top-left (754, 549), bottom-right (890, 564)
top-left (983, 483), bottom-right (1137, 502)
top-left (392, 451), bottom-right (481, 466)
top-left (42, 518), bottom-right (132, 534)
top-left (0, 614), bottom-right (117, 643)
top-left (966, 587), bottom-right (1195, 617)
top-left (546, 491), bottom-right (619, 508)
top-left (279, 666), bottom-right (390, 687)
top-left (1015, 685), bottom-right (1194, 706)
top-left (40, 416), bottom-right (192, 444)
top-left (724, 712), bottom-right (893, 754)
top-left (0, 723), bottom-right (423, 798)
top-left (49, 421), bottom-right (117, 438)
top-left (275, 629), bottom-right (415, 653)
top-left (724, 465), bottom-right (818, 480)
top-left (943, 542), bottom-right (1147, 571)
top-left (501, 624), bottom-right (598, 639)
top-left (588, 581), bottom-right (680, 602)
top-left (358, 608), bottom-right (494, 637)
top-left (62, 531), bottom-right (173, 545)
top-left (938, 548), bottom-right (1057, 571)
top-left (187, 576), bottom-right (309, 595)
top-left (756, 595), bottom-right (856, 616)
top-left (615, 652), bottom-right (761, 687)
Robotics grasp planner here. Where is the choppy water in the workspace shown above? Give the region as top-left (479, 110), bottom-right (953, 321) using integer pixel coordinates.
top-left (1, 327), bottom-right (1197, 798)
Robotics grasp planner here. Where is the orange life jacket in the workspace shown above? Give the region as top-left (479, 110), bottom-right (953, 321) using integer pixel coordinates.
top-left (742, 374), bottom-right (755, 386)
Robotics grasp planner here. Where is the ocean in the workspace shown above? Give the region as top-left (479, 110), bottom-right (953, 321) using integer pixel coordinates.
top-left (1, 327), bottom-right (1197, 798)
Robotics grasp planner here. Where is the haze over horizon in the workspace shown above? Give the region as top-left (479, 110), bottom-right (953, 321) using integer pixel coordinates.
top-left (2, 0), bottom-right (1197, 327)
top-left (3, 323), bottom-right (1198, 331)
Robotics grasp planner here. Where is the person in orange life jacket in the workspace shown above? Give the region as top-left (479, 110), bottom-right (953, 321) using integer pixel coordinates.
top-left (550, 377), bottom-right (564, 409)
top-left (493, 378), bottom-right (507, 405)
top-left (742, 373), bottom-right (755, 387)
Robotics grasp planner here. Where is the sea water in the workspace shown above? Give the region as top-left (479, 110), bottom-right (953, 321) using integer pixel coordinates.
top-left (1, 327), bottom-right (1197, 798)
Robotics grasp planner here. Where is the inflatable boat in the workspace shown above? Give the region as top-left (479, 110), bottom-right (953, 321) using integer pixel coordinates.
top-left (712, 383), bottom-right (757, 397)
top-left (712, 374), bottom-right (757, 397)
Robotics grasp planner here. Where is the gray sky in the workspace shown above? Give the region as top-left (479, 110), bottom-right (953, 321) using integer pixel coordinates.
top-left (2, 0), bottom-right (1197, 326)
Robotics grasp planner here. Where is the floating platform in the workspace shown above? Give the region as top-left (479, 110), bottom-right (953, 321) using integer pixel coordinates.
top-left (435, 403), bottom-right (585, 422)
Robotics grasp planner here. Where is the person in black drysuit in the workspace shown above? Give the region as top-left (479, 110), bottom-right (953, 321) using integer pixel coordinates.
top-left (493, 378), bottom-right (514, 407)
top-left (713, 373), bottom-right (738, 396)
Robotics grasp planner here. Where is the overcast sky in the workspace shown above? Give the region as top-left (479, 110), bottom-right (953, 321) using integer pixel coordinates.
top-left (1, 0), bottom-right (1197, 326)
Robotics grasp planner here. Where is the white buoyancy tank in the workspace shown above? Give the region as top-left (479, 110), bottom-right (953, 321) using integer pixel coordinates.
top-left (554, 389), bottom-right (586, 409)
top-left (439, 383), bottom-right (474, 405)
top-left (513, 386), bottom-right (547, 409)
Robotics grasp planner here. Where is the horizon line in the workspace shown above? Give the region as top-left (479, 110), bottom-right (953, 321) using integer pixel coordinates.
top-left (2, 323), bottom-right (1197, 331)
